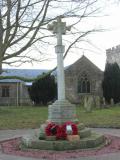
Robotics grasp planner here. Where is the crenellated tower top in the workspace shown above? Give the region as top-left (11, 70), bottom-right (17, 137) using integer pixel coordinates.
top-left (106, 45), bottom-right (120, 66)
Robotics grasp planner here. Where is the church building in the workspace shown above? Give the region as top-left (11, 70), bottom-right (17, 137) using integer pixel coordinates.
top-left (65, 55), bottom-right (103, 104)
top-left (2, 45), bottom-right (119, 106)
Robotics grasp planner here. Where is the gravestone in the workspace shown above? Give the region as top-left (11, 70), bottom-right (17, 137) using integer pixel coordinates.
top-left (95, 96), bottom-right (100, 108)
top-left (103, 97), bottom-right (106, 107)
top-left (110, 98), bottom-right (114, 106)
top-left (84, 95), bottom-right (93, 112)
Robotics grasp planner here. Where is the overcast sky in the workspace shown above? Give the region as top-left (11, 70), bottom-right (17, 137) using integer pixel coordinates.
top-left (66, 1), bottom-right (120, 71)
top-left (4, 1), bottom-right (120, 71)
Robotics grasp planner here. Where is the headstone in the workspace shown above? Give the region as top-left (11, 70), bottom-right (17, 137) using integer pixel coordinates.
top-left (103, 97), bottom-right (106, 107)
top-left (84, 95), bottom-right (93, 112)
top-left (95, 96), bottom-right (100, 108)
top-left (110, 98), bottom-right (114, 106)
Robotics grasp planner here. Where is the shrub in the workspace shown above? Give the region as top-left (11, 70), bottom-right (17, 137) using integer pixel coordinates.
top-left (102, 63), bottom-right (120, 104)
top-left (28, 74), bottom-right (57, 105)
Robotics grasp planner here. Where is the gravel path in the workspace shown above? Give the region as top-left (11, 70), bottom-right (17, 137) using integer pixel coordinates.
top-left (0, 128), bottom-right (120, 160)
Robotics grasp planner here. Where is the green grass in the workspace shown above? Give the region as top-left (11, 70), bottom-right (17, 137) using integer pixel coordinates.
top-left (0, 105), bottom-right (120, 129)
top-left (0, 106), bottom-right (48, 129)
top-left (76, 106), bottom-right (120, 128)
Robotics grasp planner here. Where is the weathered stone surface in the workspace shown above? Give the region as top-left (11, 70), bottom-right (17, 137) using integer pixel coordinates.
top-left (21, 132), bottom-right (105, 151)
top-left (39, 124), bottom-right (46, 140)
top-left (65, 55), bottom-right (103, 104)
top-left (84, 95), bottom-right (93, 112)
top-left (77, 123), bottom-right (85, 130)
top-left (79, 128), bottom-right (91, 138)
top-left (106, 45), bottom-right (120, 66)
top-left (46, 136), bottom-right (56, 141)
top-left (48, 100), bottom-right (78, 124)
top-left (110, 98), bottom-right (114, 106)
top-left (94, 96), bottom-right (101, 108)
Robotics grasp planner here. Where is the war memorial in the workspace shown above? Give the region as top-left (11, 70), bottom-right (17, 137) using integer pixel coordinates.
top-left (22, 17), bottom-right (105, 151)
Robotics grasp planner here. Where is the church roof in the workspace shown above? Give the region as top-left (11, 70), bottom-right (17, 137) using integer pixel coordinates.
top-left (65, 55), bottom-right (103, 73)
top-left (0, 55), bottom-right (102, 83)
top-left (0, 69), bottom-right (48, 83)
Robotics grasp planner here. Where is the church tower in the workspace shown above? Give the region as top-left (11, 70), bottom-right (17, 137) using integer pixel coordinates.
top-left (106, 45), bottom-right (120, 66)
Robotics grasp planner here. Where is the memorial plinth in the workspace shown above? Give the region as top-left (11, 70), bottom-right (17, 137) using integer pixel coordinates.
top-left (48, 100), bottom-right (78, 124)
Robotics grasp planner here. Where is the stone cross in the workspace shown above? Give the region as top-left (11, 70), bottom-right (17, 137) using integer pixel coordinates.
top-left (47, 17), bottom-right (77, 124)
top-left (48, 16), bottom-right (70, 100)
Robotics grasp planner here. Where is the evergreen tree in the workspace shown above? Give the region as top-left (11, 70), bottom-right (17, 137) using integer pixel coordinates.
top-left (28, 74), bottom-right (57, 105)
top-left (102, 63), bottom-right (120, 104)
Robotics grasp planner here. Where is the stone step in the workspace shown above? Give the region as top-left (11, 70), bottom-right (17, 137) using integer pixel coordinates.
top-left (79, 128), bottom-right (91, 138)
top-left (21, 132), bottom-right (105, 151)
top-left (77, 123), bottom-right (85, 130)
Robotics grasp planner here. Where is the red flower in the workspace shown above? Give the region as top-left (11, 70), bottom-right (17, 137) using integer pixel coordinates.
top-left (56, 126), bottom-right (66, 140)
top-left (45, 123), bottom-right (59, 136)
top-left (45, 121), bottom-right (78, 140)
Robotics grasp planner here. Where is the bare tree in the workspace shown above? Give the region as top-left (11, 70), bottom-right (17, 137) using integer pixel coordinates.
top-left (0, 0), bottom-right (101, 77)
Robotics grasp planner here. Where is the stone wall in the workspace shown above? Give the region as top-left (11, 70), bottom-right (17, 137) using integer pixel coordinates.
top-left (0, 82), bottom-right (32, 106)
top-left (19, 83), bottom-right (32, 105)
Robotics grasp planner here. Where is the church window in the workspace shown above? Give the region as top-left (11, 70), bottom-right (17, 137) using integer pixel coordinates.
top-left (87, 81), bottom-right (90, 93)
top-left (78, 75), bottom-right (90, 93)
top-left (2, 86), bottom-right (10, 97)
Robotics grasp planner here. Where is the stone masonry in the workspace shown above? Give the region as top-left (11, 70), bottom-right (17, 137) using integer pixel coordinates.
top-left (65, 55), bottom-right (103, 104)
top-left (47, 17), bottom-right (77, 124)
top-left (106, 44), bottom-right (120, 66)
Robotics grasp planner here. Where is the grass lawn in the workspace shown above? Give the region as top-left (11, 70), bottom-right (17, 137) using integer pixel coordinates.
top-left (0, 105), bottom-right (120, 129)
top-left (76, 106), bottom-right (120, 128)
top-left (0, 106), bottom-right (48, 129)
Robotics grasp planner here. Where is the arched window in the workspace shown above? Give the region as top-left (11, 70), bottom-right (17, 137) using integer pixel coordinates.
top-left (78, 74), bottom-right (90, 93)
